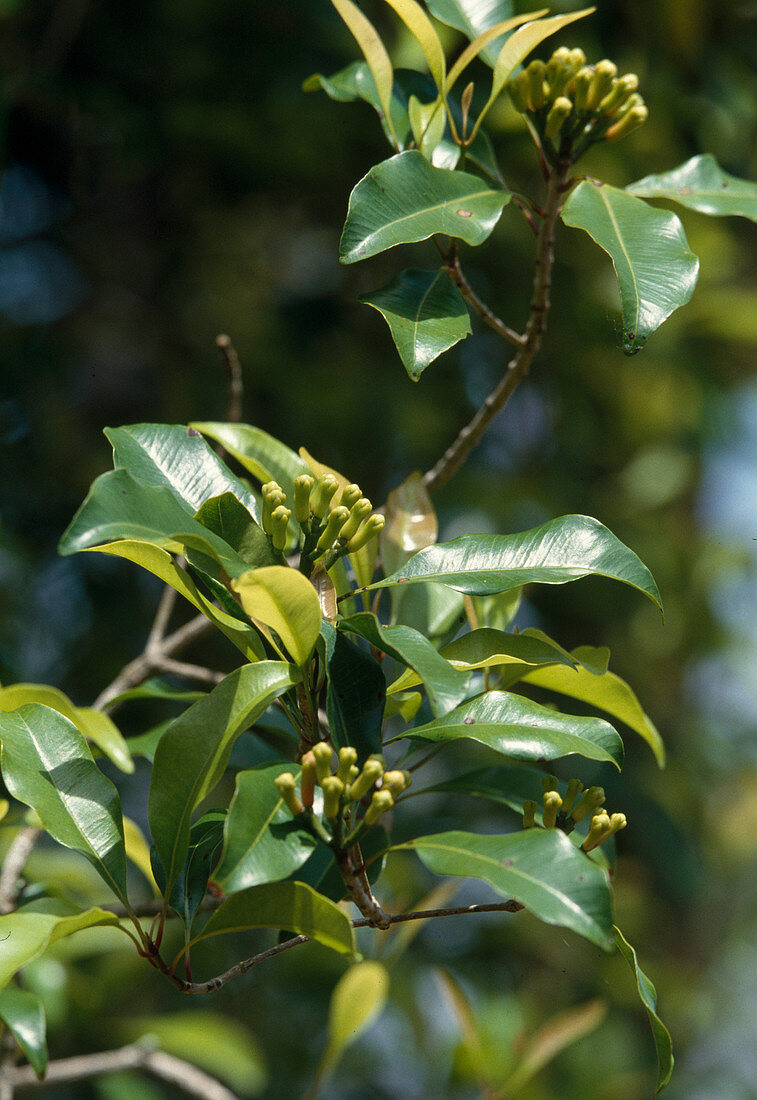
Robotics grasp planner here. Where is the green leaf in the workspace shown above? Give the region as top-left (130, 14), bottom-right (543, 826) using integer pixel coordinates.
top-left (444, 11), bottom-right (549, 89)
top-left (338, 612), bottom-right (469, 717)
top-left (614, 926), bottom-right (674, 1095)
top-left (340, 151), bottom-right (510, 264)
top-left (520, 650), bottom-right (665, 767)
top-left (365, 514), bottom-right (662, 608)
top-left (318, 961), bottom-right (389, 1087)
top-left (193, 881), bottom-right (356, 957)
top-left (0, 684), bottom-right (133, 774)
top-left (0, 902), bottom-right (125, 992)
top-left (0, 705), bottom-right (129, 905)
top-left (561, 181), bottom-right (699, 355)
top-left (486, 9), bottom-right (594, 110)
top-left (396, 828), bottom-right (614, 948)
top-left (359, 267), bottom-right (471, 380)
top-left (0, 987), bottom-right (48, 1078)
top-left (626, 154), bottom-right (757, 221)
top-left (331, 0), bottom-right (398, 148)
top-left (382, 0), bottom-right (446, 91)
top-left (423, 763), bottom-right (544, 815)
top-left (389, 689), bottom-right (623, 768)
top-left (194, 492), bottom-right (276, 568)
top-left (231, 566), bottom-right (322, 667)
top-left (426, 1), bottom-right (521, 67)
top-left (502, 998), bottom-right (608, 1094)
top-left (214, 764), bottom-right (316, 893)
top-left (152, 810), bottom-right (227, 928)
top-left (190, 422), bottom-right (311, 494)
top-left (148, 662), bottom-right (299, 899)
top-left (321, 622), bottom-right (386, 762)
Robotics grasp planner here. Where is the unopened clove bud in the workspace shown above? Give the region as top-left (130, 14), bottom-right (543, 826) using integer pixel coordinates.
top-left (604, 104), bottom-right (648, 142)
top-left (321, 776), bottom-right (345, 819)
top-left (316, 505), bottom-right (350, 550)
top-left (339, 483), bottom-right (363, 510)
top-left (346, 514), bottom-right (385, 552)
top-left (349, 757), bottom-right (384, 801)
top-left (300, 752), bottom-right (317, 808)
top-left (581, 811), bottom-right (611, 851)
top-left (599, 73), bottom-right (639, 116)
top-left (523, 799), bottom-right (538, 828)
top-left (312, 741), bottom-right (333, 783)
top-left (508, 72), bottom-right (530, 114)
top-left (338, 498), bottom-right (373, 543)
top-left (543, 790), bottom-right (563, 829)
top-left (336, 746), bottom-right (358, 784)
top-left (545, 96), bottom-right (572, 138)
top-left (310, 475), bottom-right (339, 519)
top-left (381, 770), bottom-right (411, 797)
top-left (526, 60), bottom-right (546, 110)
top-left (571, 786), bottom-right (605, 824)
top-left (274, 773), bottom-right (303, 816)
top-left (270, 505), bottom-right (291, 551)
top-left (561, 778), bottom-right (583, 817)
top-left (364, 789), bottom-right (395, 826)
top-left (293, 474), bottom-right (315, 523)
top-left (587, 60), bottom-right (617, 109)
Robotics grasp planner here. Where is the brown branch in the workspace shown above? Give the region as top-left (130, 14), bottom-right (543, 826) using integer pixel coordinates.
top-left (215, 334), bottom-right (244, 425)
top-left (424, 161), bottom-right (572, 494)
top-left (0, 828), bottom-right (42, 915)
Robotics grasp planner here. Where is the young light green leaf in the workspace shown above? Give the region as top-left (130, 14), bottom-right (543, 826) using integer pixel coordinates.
top-left (389, 689), bottom-right (624, 768)
top-left (519, 651), bottom-right (665, 767)
top-left (338, 612), bottom-right (469, 717)
top-left (331, 0), bottom-right (398, 148)
top-left (395, 828), bottom-right (614, 949)
top-left (365, 514), bottom-right (662, 609)
top-left (408, 95), bottom-right (447, 158)
top-left (0, 987), bottom-right (47, 1079)
top-left (192, 881), bottom-right (356, 957)
top-left (488, 9), bottom-right (594, 106)
top-left (316, 961), bottom-right (390, 1090)
top-left (123, 816), bottom-right (159, 894)
top-left (0, 903), bottom-right (125, 993)
top-left (231, 565), bottom-right (322, 667)
top-left (340, 151), bottom-right (510, 263)
top-left (359, 267), bottom-right (471, 380)
top-left (445, 11), bottom-right (549, 91)
top-left (214, 764), bottom-right (316, 893)
top-left (614, 926), bottom-right (674, 1095)
top-left (382, 0), bottom-right (446, 91)
top-left (0, 705), bottom-right (129, 905)
top-left (148, 662), bottom-right (299, 899)
top-left (626, 154), bottom-right (757, 221)
top-left (500, 998), bottom-right (608, 1095)
top-left (190, 422), bottom-right (312, 501)
top-left (561, 181), bottom-right (699, 355)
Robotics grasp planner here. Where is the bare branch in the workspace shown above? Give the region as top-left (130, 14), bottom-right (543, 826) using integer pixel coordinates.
top-left (0, 827), bottom-right (42, 915)
top-left (215, 334), bottom-right (244, 425)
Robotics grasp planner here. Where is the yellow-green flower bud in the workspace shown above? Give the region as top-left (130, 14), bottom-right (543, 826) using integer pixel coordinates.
top-left (322, 776), bottom-right (345, 819)
top-left (547, 46), bottom-right (572, 72)
top-left (562, 778), bottom-right (583, 816)
top-left (546, 66), bottom-right (573, 101)
top-left (581, 811), bottom-right (611, 851)
top-left (607, 811), bottom-right (627, 836)
top-left (274, 773), bottom-right (303, 816)
top-left (338, 498), bottom-right (373, 543)
top-left (545, 96), bottom-right (572, 138)
top-left (571, 786), bottom-right (605, 824)
top-left (300, 751), bottom-right (317, 808)
top-left (340, 483), bottom-right (363, 510)
top-left (573, 67), bottom-right (594, 111)
top-left (310, 474), bottom-right (339, 519)
top-left (599, 73), bottom-right (639, 116)
top-left (316, 505), bottom-right (350, 550)
top-left (262, 486), bottom-right (286, 534)
top-left (568, 48), bottom-right (586, 71)
top-left (541, 774), bottom-right (559, 793)
top-left (336, 746), bottom-right (358, 784)
top-left (508, 72), bottom-right (530, 114)
top-left (543, 790), bottom-right (563, 828)
top-left (312, 740), bottom-right (333, 783)
top-left (605, 104), bottom-right (648, 142)
top-left (364, 789), bottom-right (395, 826)
top-left (348, 758), bottom-right (384, 801)
top-left (523, 799), bottom-right (538, 828)
top-left (526, 59), bottom-right (546, 110)
top-left (587, 60), bottom-right (617, 109)
top-left (382, 770), bottom-right (411, 797)
top-left (346, 513), bottom-right (385, 552)
top-left (293, 474), bottom-right (315, 523)
top-left (270, 505), bottom-right (291, 551)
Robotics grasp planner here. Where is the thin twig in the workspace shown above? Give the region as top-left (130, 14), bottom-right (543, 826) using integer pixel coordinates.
top-left (215, 334), bottom-right (244, 424)
top-left (0, 827), bottom-right (42, 915)
top-left (151, 657), bottom-right (226, 687)
top-left (146, 583), bottom-right (178, 650)
top-left (424, 161), bottom-right (572, 494)
top-left (445, 253), bottom-right (525, 349)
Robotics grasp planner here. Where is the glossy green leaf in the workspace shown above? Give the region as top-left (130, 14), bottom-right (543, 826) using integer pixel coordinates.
top-left (192, 881), bottom-right (356, 957)
top-left (424, 763), bottom-right (545, 815)
top-left (152, 810), bottom-right (226, 928)
top-left (614, 926), bottom-right (674, 1095)
top-left (321, 622), bottom-right (385, 762)
top-left (231, 566), bottom-right (322, 667)
top-left (408, 94), bottom-right (447, 159)
top-left (0, 902), bottom-right (124, 992)
top-left (149, 662), bottom-right (299, 898)
top-left (340, 151), bottom-right (510, 264)
top-left (331, 0), bottom-right (398, 148)
top-left (486, 9), bottom-right (594, 111)
top-left (471, 588), bottom-right (522, 631)
top-left (194, 492), bottom-right (276, 568)
top-left (0, 705), bottom-right (129, 904)
top-left (0, 987), bottom-right (47, 1078)
top-left (0, 684), bottom-right (132, 774)
top-left (339, 612), bottom-right (469, 717)
top-left (214, 764), bottom-right (316, 893)
top-left (626, 154), bottom-right (757, 221)
top-left (561, 181), bottom-right (699, 355)
top-left (427, 1), bottom-right (525, 67)
top-left (390, 689), bottom-right (623, 768)
top-left (359, 267), bottom-right (471, 380)
top-left (444, 12), bottom-right (547, 90)
top-left (382, 0), bottom-right (445, 91)
top-left (395, 828), bottom-right (614, 948)
top-left (365, 514), bottom-right (662, 608)
top-left (520, 650), bottom-right (665, 767)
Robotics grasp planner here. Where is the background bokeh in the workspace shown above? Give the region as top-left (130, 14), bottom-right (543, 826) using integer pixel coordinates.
top-left (1, 0), bottom-right (756, 1097)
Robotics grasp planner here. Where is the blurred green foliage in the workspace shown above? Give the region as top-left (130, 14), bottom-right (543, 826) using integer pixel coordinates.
top-left (1, 0), bottom-right (756, 1097)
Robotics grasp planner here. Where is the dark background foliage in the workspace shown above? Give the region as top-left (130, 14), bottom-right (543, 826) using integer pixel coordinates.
top-left (1, 1), bottom-right (756, 1097)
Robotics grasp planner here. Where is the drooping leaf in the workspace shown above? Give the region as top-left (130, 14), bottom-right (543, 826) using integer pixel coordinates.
top-left (0, 987), bottom-right (47, 1078)
top-left (0, 705), bottom-right (129, 905)
top-left (192, 881), bottom-right (356, 957)
top-left (561, 181), bottom-right (699, 355)
top-left (365, 514), bottom-right (662, 608)
top-left (614, 926), bottom-right (674, 1095)
top-left (395, 828), bottom-right (614, 948)
top-left (382, 0), bottom-right (446, 91)
top-left (339, 612), bottom-right (469, 717)
top-left (389, 689), bottom-right (624, 768)
top-left (231, 566), bottom-right (322, 667)
top-left (0, 902), bottom-right (125, 992)
top-left (330, 0), bottom-right (398, 148)
top-left (359, 267), bottom-right (471, 380)
top-left (519, 650), bottom-right (665, 767)
top-left (148, 662), bottom-right (299, 899)
top-left (214, 764), bottom-right (316, 893)
top-left (626, 154), bottom-right (757, 221)
top-left (321, 622), bottom-right (386, 762)
top-left (340, 151), bottom-right (510, 264)
top-left (502, 998), bottom-right (608, 1094)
